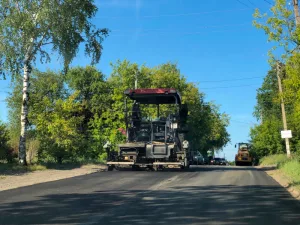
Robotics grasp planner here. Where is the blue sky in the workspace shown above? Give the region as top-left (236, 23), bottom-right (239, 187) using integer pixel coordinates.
top-left (0, 0), bottom-right (273, 160)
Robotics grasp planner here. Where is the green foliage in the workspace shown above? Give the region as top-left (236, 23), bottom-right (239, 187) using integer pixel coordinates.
top-left (107, 60), bottom-right (230, 154)
top-left (253, 0), bottom-right (299, 63)
top-left (0, 0), bottom-right (109, 77)
top-left (6, 61), bottom-right (230, 163)
top-left (250, 118), bottom-right (285, 157)
top-left (252, 1), bottom-right (300, 158)
top-left (0, 121), bottom-right (13, 162)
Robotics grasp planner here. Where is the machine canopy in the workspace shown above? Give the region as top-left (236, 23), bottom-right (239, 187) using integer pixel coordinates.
top-left (124, 88), bottom-right (182, 105)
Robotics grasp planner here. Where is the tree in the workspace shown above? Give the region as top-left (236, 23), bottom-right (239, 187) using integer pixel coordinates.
top-left (253, 0), bottom-right (300, 63)
top-left (107, 60), bottom-right (230, 154)
top-left (250, 117), bottom-right (284, 157)
top-left (0, 0), bottom-right (108, 164)
top-left (253, 1), bottom-right (300, 156)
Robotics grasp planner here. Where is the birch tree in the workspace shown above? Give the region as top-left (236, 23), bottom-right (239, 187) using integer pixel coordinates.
top-left (0, 0), bottom-right (108, 165)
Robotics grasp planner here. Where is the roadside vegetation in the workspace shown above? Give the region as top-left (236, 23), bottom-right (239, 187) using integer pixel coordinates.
top-left (1, 62), bottom-right (230, 170)
top-left (250, 0), bottom-right (300, 190)
top-left (250, 1), bottom-right (300, 158)
top-left (260, 154), bottom-right (300, 189)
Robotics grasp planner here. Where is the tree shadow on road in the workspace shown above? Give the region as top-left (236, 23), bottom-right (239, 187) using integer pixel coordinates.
top-left (0, 184), bottom-right (300, 225)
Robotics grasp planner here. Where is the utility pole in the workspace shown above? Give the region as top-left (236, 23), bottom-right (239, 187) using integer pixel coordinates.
top-left (293, 0), bottom-right (300, 26)
top-left (276, 62), bottom-right (291, 158)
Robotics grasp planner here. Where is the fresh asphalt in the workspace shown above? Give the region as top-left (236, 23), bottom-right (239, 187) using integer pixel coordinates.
top-left (0, 166), bottom-right (300, 225)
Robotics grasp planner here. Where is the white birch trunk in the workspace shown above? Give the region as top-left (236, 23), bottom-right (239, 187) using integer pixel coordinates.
top-left (19, 62), bottom-right (30, 165)
top-left (19, 36), bottom-right (34, 165)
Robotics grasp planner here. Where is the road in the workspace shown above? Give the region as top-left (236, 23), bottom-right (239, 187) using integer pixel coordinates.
top-left (0, 166), bottom-right (300, 225)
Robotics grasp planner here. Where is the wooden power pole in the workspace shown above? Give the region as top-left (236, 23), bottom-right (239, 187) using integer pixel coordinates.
top-left (276, 62), bottom-right (291, 158)
top-left (293, 0), bottom-right (300, 26)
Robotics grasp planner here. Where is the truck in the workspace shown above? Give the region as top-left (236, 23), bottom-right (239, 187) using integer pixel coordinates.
top-left (235, 143), bottom-right (253, 166)
top-left (106, 88), bottom-right (191, 171)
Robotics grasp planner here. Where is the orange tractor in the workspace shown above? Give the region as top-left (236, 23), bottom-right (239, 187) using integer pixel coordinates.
top-left (235, 143), bottom-right (253, 166)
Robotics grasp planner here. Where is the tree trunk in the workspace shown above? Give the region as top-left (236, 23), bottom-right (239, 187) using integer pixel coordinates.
top-left (19, 62), bottom-right (30, 165)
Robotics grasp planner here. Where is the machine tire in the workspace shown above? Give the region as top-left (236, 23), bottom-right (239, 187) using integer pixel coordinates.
top-left (107, 165), bottom-right (115, 171)
top-left (181, 165), bottom-right (190, 170)
top-left (154, 165), bottom-right (163, 171)
top-left (132, 165), bottom-right (140, 171)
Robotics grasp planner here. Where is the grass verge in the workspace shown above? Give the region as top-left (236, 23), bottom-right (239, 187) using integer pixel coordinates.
top-left (0, 163), bottom-right (47, 175)
top-left (0, 160), bottom-right (106, 175)
top-left (260, 154), bottom-right (300, 193)
top-left (259, 154), bottom-right (288, 166)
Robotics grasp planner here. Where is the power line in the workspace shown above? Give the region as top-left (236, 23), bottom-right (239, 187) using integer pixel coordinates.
top-left (193, 76), bottom-right (263, 83)
top-left (111, 23), bottom-right (249, 33)
top-left (263, 0), bottom-right (272, 5)
top-left (95, 8), bottom-right (249, 19)
top-left (247, 0), bottom-right (256, 7)
top-left (110, 27), bottom-right (249, 37)
top-left (235, 0), bottom-right (252, 8)
top-left (200, 84), bottom-right (260, 90)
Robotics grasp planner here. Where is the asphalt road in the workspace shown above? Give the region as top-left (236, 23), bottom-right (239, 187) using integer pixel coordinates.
top-left (0, 166), bottom-right (300, 225)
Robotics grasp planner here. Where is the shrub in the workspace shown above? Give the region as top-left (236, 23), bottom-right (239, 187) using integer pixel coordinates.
top-left (0, 122), bottom-right (14, 163)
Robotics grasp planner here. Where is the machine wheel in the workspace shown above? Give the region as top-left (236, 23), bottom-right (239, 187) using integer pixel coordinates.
top-left (181, 165), bottom-right (190, 170)
top-left (154, 165), bottom-right (164, 171)
top-left (132, 165), bottom-right (140, 171)
top-left (147, 165), bottom-right (154, 171)
top-left (107, 165), bottom-right (115, 171)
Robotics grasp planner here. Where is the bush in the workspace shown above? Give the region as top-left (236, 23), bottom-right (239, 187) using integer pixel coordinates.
top-left (0, 122), bottom-right (14, 163)
top-left (26, 139), bottom-right (40, 164)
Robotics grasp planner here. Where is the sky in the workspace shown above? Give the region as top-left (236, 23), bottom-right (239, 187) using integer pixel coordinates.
top-left (0, 0), bottom-right (274, 160)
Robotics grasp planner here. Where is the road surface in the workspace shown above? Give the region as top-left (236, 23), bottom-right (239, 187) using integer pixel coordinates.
top-left (0, 166), bottom-right (300, 225)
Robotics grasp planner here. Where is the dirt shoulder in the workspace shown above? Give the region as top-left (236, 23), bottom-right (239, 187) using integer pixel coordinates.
top-left (264, 168), bottom-right (300, 200)
top-left (0, 164), bottom-right (106, 192)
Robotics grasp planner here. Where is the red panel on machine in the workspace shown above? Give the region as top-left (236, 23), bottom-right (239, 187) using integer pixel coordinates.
top-left (126, 88), bottom-right (177, 94)
top-left (124, 88), bottom-right (181, 104)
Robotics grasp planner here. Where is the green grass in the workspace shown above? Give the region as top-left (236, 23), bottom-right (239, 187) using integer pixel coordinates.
top-left (259, 154), bottom-right (288, 166)
top-left (260, 154), bottom-right (300, 191)
top-left (0, 159), bottom-right (105, 174)
top-left (280, 160), bottom-right (300, 188)
top-left (0, 163), bottom-right (47, 174)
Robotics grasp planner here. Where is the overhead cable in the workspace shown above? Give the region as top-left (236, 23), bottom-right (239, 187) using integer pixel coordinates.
top-left (95, 8), bottom-right (249, 19)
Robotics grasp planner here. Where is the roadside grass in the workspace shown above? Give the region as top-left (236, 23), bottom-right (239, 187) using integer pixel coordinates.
top-left (259, 154), bottom-right (288, 166)
top-left (0, 163), bottom-right (47, 174)
top-left (260, 154), bottom-right (300, 191)
top-left (0, 159), bottom-right (106, 175)
top-left (280, 160), bottom-right (300, 189)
